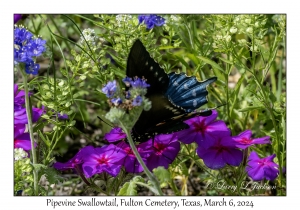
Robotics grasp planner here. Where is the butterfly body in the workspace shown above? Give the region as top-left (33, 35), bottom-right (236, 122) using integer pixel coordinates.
top-left (126, 40), bottom-right (217, 142)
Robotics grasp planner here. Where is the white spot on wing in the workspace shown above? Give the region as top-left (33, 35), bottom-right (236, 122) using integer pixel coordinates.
top-left (155, 72), bottom-right (158, 77)
top-left (193, 100), bottom-right (197, 107)
top-left (184, 84), bottom-right (189, 89)
top-left (145, 61), bottom-right (148, 65)
top-left (150, 66), bottom-right (153, 71)
top-left (192, 89), bottom-right (196, 96)
top-left (174, 81), bottom-right (179, 86)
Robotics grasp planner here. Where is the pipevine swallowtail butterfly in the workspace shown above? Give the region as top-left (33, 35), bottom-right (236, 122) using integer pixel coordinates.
top-left (126, 40), bottom-right (217, 142)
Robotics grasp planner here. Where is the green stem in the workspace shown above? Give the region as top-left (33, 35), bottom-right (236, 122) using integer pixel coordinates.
top-left (20, 70), bottom-right (39, 195)
top-left (119, 122), bottom-right (164, 196)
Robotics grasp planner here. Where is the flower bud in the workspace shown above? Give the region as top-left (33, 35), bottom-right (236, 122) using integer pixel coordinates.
top-left (230, 26), bottom-right (238, 34)
top-left (246, 27), bottom-right (253, 34)
top-left (245, 19), bottom-right (251, 24)
top-left (224, 35), bottom-right (231, 42)
top-left (250, 45), bottom-right (258, 52)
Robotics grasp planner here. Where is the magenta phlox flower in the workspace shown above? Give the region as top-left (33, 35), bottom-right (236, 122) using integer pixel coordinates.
top-left (116, 141), bottom-right (152, 173)
top-left (104, 127), bottom-right (127, 142)
top-left (14, 14), bottom-right (22, 24)
top-left (14, 106), bottom-right (44, 124)
top-left (14, 133), bottom-right (37, 151)
top-left (177, 110), bottom-right (230, 147)
top-left (32, 106), bottom-right (45, 122)
top-left (14, 84), bottom-right (28, 111)
top-left (14, 108), bottom-right (28, 124)
top-left (82, 144), bottom-right (126, 177)
top-left (232, 130), bottom-right (271, 149)
top-left (246, 151), bottom-right (279, 181)
top-left (53, 146), bottom-right (94, 171)
top-left (196, 134), bottom-right (243, 169)
top-left (142, 133), bottom-right (180, 171)
top-left (14, 124), bottom-right (26, 139)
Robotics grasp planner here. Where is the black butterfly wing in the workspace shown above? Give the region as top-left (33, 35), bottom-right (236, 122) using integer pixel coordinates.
top-left (126, 40), bottom-right (169, 95)
top-left (126, 40), bottom-right (217, 142)
top-left (166, 72), bottom-right (217, 112)
top-left (127, 40), bottom-right (186, 139)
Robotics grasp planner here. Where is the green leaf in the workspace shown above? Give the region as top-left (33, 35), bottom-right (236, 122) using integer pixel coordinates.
top-left (175, 55), bottom-right (190, 69)
top-left (239, 106), bottom-right (265, 112)
top-left (158, 46), bottom-right (178, 50)
top-left (153, 167), bottom-right (171, 188)
top-left (117, 181), bottom-right (137, 196)
top-left (218, 57), bottom-right (234, 65)
top-left (196, 55), bottom-right (225, 82)
top-left (43, 167), bottom-right (64, 185)
top-left (153, 167), bottom-right (171, 183)
top-left (117, 176), bottom-right (145, 196)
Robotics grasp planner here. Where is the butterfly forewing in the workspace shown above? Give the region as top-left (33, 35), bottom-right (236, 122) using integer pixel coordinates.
top-left (126, 40), bottom-right (169, 95)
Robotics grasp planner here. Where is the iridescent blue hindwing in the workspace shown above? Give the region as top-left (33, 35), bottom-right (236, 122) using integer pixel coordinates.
top-left (166, 72), bottom-right (217, 112)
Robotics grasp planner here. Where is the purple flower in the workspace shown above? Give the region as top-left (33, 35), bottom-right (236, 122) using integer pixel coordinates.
top-left (132, 95), bottom-right (142, 106)
top-left (14, 26), bottom-right (46, 75)
top-left (14, 106), bottom-right (44, 124)
top-left (24, 38), bottom-right (47, 57)
top-left (232, 130), bottom-right (271, 149)
top-left (143, 134), bottom-right (180, 171)
top-left (53, 146), bottom-right (94, 171)
top-left (58, 113), bottom-right (68, 120)
top-left (111, 97), bottom-right (122, 106)
top-left (82, 144), bottom-right (126, 177)
top-left (32, 106), bottom-right (45, 122)
top-left (125, 91), bottom-right (131, 99)
top-left (14, 27), bottom-right (33, 46)
top-left (104, 127), bottom-right (126, 142)
top-left (138, 14), bottom-right (165, 29)
top-left (14, 108), bottom-right (28, 124)
top-left (246, 151), bottom-right (279, 181)
top-left (177, 110), bottom-right (230, 147)
top-left (14, 133), bottom-right (37, 151)
top-left (196, 134), bottom-right (243, 169)
top-left (14, 124), bottom-right (26, 139)
top-left (14, 14), bottom-right (22, 24)
top-left (25, 60), bottom-right (40, 75)
top-left (14, 50), bottom-right (28, 63)
top-left (116, 141), bottom-right (152, 173)
top-left (14, 84), bottom-right (28, 111)
top-left (14, 129), bottom-right (39, 152)
top-left (130, 77), bottom-right (150, 89)
top-left (101, 80), bottom-right (117, 98)
top-left (14, 84), bottom-right (44, 124)
top-left (122, 76), bottom-right (132, 87)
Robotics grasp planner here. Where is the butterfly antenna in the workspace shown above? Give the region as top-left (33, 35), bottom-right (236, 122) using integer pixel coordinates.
top-left (97, 116), bottom-right (113, 128)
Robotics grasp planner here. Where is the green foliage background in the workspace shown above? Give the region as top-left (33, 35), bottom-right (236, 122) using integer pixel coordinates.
top-left (14, 14), bottom-right (286, 196)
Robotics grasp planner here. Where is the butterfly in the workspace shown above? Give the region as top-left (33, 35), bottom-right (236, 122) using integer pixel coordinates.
top-left (126, 40), bottom-right (217, 142)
